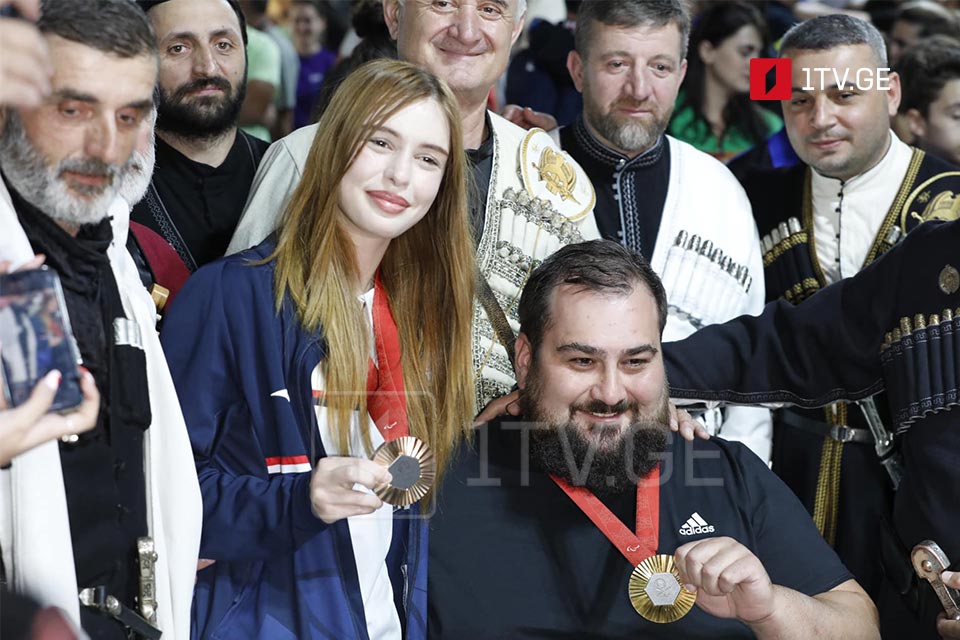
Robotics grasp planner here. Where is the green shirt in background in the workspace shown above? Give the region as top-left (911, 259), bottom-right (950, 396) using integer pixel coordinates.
top-left (668, 92), bottom-right (783, 163)
top-left (241, 26), bottom-right (281, 143)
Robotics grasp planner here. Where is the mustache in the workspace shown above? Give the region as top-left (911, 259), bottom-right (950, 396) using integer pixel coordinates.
top-left (58, 157), bottom-right (120, 180)
top-left (57, 157), bottom-right (124, 194)
top-left (172, 76), bottom-right (232, 101)
top-left (612, 98), bottom-right (656, 111)
top-left (571, 399), bottom-right (638, 416)
top-left (806, 130), bottom-right (846, 142)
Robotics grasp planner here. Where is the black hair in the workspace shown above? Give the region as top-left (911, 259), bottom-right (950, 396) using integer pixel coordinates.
top-left (138, 0), bottom-right (248, 45)
top-left (682, 1), bottom-right (770, 148)
top-left (898, 35), bottom-right (960, 117)
top-left (518, 240), bottom-right (668, 352)
top-left (895, 1), bottom-right (960, 40)
top-left (246, 0), bottom-right (269, 14)
top-left (292, 0), bottom-right (347, 51)
top-left (312, 0), bottom-right (398, 122)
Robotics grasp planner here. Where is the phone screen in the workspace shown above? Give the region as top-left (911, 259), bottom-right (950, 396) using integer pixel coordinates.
top-left (0, 268), bottom-right (83, 411)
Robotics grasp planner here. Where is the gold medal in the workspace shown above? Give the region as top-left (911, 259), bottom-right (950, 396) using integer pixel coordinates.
top-left (372, 436), bottom-right (435, 506)
top-left (628, 554), bottom-right (696, 623)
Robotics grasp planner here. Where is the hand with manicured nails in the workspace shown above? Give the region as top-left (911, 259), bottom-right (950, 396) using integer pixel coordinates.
top-left (310, 456), bottom-right (393, 524)
top-left (0, 366), bottom-right (100, 466)
top-left (939, 571), bottom-right (960, 639)
top-left (0, 253), bottom-right (99, 465)
top-left (674, 537), bottom-right (776, 624)
top-left (0, 0), bottom-right (53, 110)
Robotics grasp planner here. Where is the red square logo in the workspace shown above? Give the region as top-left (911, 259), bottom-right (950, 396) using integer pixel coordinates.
top-left (750, 58), bottom-right (792, 101)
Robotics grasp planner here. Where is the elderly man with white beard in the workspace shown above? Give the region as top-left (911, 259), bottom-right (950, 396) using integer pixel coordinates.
top-left (0, 1), bottom-right (201, 638)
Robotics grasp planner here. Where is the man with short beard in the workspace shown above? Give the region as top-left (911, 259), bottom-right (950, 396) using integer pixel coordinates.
top-left (555, 0), bottom-right (771, 462)
top-left (0, 1), bottom-right (201, 638)
top-left (426, 240), bottom-right (878, 639)
top-left (131, 0), bottom-right (269, 297)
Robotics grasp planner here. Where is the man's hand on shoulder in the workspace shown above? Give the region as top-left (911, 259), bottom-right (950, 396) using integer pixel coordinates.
top-left (474, 390), bottom-right (521, 426)
top-left (668, 402), bottom-right (710, 442)
top-left (501, 105), bottom-right (558, 132)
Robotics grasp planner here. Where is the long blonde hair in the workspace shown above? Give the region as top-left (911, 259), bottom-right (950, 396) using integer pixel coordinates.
top-left (269, 59), bottom-right (476, 481)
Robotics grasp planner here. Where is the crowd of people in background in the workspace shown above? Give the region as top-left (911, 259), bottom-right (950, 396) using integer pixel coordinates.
top-left (2, 0), bottom-right (960, 639)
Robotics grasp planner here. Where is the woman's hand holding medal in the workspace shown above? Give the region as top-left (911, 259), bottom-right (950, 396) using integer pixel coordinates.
top-left (309, 456), bottom-right (393, 524)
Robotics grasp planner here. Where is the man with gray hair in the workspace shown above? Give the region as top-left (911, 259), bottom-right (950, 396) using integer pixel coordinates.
top-left (736, 11), bottom-right (960, 618)
top-left (226, 0), bottom-right (602, 412)
top-left (0, 1), bottom-right (201, 637)
top-left (555, 0), bottom-right (771, 462)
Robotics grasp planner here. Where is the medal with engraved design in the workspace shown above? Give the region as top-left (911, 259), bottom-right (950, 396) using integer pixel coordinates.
top-left (550, 468), bottom-right (696, 624)
top-left (372, 436), bottom-right (435, 506)
top-left (628, 554), bottom-right (697, 622)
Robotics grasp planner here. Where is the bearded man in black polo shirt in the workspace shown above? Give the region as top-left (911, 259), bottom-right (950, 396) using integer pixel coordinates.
top-left (130, 0), bottom-right (269, 299)
top-left (427, 240), bottom-right (878, 639)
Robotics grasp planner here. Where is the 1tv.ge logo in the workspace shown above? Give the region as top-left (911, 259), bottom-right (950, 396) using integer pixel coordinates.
top-left (749, 58), bottom-right (892, 100)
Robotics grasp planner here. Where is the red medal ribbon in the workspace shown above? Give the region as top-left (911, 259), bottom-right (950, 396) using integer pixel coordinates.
top-left (550, 467), bottom-right (660, 567)
top-left (365, 272), bottom-right (409, 441)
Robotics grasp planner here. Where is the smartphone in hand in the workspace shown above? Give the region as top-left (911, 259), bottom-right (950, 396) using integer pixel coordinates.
top-left (0, 267), bottom-right (84, 412)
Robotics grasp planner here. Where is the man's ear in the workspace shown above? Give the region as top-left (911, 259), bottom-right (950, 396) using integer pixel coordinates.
top-left (0, 108), bottom-right (7, 136)
top-left (904, 107), bottom-right (928, 140)
top-left (885, 71), bottom-right (902, 117)
top-left (567, 50), bottom-right (584, 93)
top-left (514, 333), bottom-right (533, 390)
top-left (383, 0), bottom-right (402, 41)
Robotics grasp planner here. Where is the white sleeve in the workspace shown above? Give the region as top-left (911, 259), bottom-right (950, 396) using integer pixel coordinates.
top-left (226, 137), bottom-right (304, 255)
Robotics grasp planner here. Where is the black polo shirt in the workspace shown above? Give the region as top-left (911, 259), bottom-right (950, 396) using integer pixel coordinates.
top-left (131, 131), bottom-right (268, 271)
top-left (428, 419), bottom-right (852, 639)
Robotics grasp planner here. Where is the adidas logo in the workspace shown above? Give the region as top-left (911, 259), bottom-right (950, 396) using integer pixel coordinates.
top-left (678, 512), bottom-right (715, 536)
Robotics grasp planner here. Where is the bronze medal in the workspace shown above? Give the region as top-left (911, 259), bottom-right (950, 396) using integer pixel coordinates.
top-left (372, 436), bottom-right (435, 506)
top-left (628, 554), bottom-right (697, 623)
